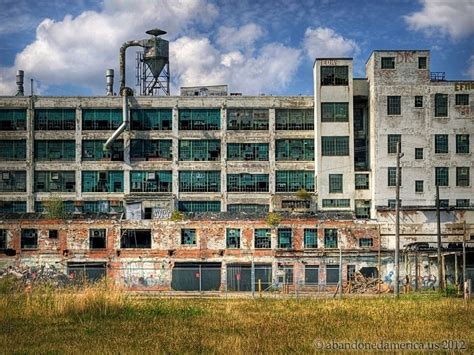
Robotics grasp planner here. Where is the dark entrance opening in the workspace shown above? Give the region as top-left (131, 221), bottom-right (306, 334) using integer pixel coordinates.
top-left (226, 263), bottom-right (272, 291)
top-left (171, 262), bottom-right (221, 291)
top-left (67, 262), bottom-right (106, 282)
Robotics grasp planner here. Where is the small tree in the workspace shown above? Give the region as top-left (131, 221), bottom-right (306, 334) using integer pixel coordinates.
top-left (169, 210), bottom-right (184, 222)
top-left (296, 188), bottom-right (312, 200)
top-left (266, 212), bottom-right (282, 228)
top-left (44, 197), bottom-right (67, 220)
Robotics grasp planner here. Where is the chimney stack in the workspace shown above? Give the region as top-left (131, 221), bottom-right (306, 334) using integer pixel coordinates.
top-left (15, 70), bottom-right (24, 96)
top-left (106, 69), bottom-right (114, 96)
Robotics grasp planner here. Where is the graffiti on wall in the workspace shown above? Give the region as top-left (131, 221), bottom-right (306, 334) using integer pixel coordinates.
top-left (122, 262), bottom-right (168, 288)
top-left (396, 51), bottom-right (415, 64)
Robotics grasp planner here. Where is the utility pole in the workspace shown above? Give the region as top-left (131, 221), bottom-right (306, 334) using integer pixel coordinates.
top-left (339, 231), bottom-right (343, 299)
top-left (436, 185), bottom-right (443, 291)
top-left (394, 141), bottom-right (403, 297)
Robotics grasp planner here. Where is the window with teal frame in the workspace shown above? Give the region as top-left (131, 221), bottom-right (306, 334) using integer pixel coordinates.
top-left (322, 199), bottom-right (350, 208)
top-left (304, 229), bottom-right (318, 248)
top-left (82, 140), bottom-right (123, 161)
top-left (321, 103), bottom-right (349, 122)
top-left (82, 109), bottom-right (122, 130)
top-left (35, 171), bottom-right (75, 192)
top-left (130, 171), bottom-right (172, 192)
top-left (227, 109), bottom-right (269, 130)
top-left (179, 140), bottom-right (220, 161)
top-left (227, 174), bottom-right (269, 192)
top-left (35, 200), bottom-right (74, 213)
top-left (178, 201), bottom-right (221, 212)
top-left (0, 140), bottom-right (26, 161)
top-left (35, 109), bottom-right (75, 130)
top-left (130, 139), bottom-right (172, 161)
top-left (82, 171), bottom-right (124, 193)
top-left (83, 200), bottom-right (123, 213)
top-left (227, 204), bottom-right (269, 213)
top-left (130, 109), bottom-right (172, 130)
top-left (276, 171), bottom-right (314, 192)
top-left (278, 228), bottom-right (292, 248)
top-left (0, 109), bottom-right (26, 130)
top-left (321, 136), bottom-right (349, 156)
top-left (226, 229), bottom-right (240, 248)
top-left (34, 140), bottom-right (75, 161)
top-left (255, 228), bottom-right (271, 248)
top-left (276, 109), bottom-right (314, 130)
top-left (276, 139), bottom-right (314, 161)
top-left (0, 201), bottom-right (26, 213)
top-left (0, 171), bottom-right (26, 192)
top-left (227, 143), bottom-right (269, 161)
top-left (179, 171), bottom-right (220, 192)
top-left (179, 109), bottom-right (220, 130)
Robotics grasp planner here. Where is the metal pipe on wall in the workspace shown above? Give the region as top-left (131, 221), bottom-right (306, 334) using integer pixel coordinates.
top-left (15, 70), bottom-right (24, 96)
top-left (103, 91), bottom-right (128, 151)
top-left (106, 69), bottom-right (114, 96)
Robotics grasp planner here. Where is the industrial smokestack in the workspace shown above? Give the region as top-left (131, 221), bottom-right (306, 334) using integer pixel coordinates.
top-left (106, 69), bottom-right (114, 96)
top-left (15, 70), bottom-right (24, 96)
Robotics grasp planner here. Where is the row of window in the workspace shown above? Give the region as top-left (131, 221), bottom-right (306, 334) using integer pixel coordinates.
top-left (387, 94), bottom-right (469, 117)
top-left (381, 56), bottom-right (427, 70)
top-left (387, 167), bottom-right (470, 187)
top-left (387, 134), bottom-right (470, 155)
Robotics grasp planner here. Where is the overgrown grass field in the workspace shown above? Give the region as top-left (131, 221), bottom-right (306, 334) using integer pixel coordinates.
top-left (0, 281), bottom-right (472, 353)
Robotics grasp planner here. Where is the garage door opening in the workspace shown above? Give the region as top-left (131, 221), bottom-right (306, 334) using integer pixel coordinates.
top-left (171, 262), bottom-right (221, 291)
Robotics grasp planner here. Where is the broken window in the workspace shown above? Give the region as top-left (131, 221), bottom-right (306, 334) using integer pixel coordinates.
top-left (435, 134), bottom-right (448, 154)
top-left (326, 265), bottom-right (340, 284)
top-left (0, 201), bottom-right (26, 213)
top-left (130, 171), bottom-right (172, 192)
top-left (456, 167), bottom-right (470, 187)
top-left (226, 228), bottom-right (240, 248)
top-left (455, 94), bottom-right (469, 106)
top-left (227, 109), bottom-right (269, 130)
top-left (282, 266), bottom-right (294, 284)
top-left (304, 265), bottom-right (319, 285)
top-left (415, 180), bottom-right (424, 193)
top-left (321, 66), bottom-right (348, 86)
top-left (82, 140), bottom-right (123, 161)
top-left (227, 204), bottom-right (269, 213)
top-left (82, 171), bottom-right (124, 193)
top-left (359, 238), bottom-right (373, 247)
top-left (83, 200), bottom-right (122, 213)
top-left (304, 228), bottom-right (317, 248)
top-left (435, 94), bottom-right (448, 117)
top-left (435, 167), bottom-right (449, 186)
top-left (227, 174), bottom-right (269, 192)
top-left (21, 229), bottom-right (38, 249)
top-left (35, 109), bottom-right (75, 130)
top-left (387, 134), bottom-right (401, 154)
top-left (227, 143), bottom-right (269, 161)
top-left (456, 134), bottom-right (469, 154)
top-left (321, 103), bottom-right (348, 122)
top-left (387, 167), bottom-right (400, 187)
top-left (418, 57), bottom-right (427, 69)
top-left (439, 199), bottom-right (449, 208)
top-left (276, 139), bottom-right (314, 161)
top-left (131, 109), bottom-right (172, 130)
top-left (82, 109), bottom-right (122, 130)
top-left (35, 171), bottom-right (75, 192)
top-left (276, 109), bottom-right (314, 130)
top-left (415, 148), bottom-right (424, 159)
top-left (381, 57), bottom-right (395, 69)
top-left (0, 171), bottom-right (26, 192)
top-left (255, 229), bottom-right (271, 249)
top-left (130, 139), bottom-right (172, 161)
top-left (278, 228), bottom-right (292, 248)
top-left (49, 230), bottom-right (58, 239)
top-left (355, 200), bottom-right (371, 219)
top-left (0, 230), bottom-right (6, 249)
top-left (324, 229), bottom-right (338, 248)
top-left (179, 171), bottom-right (220, 192)
top-left (90, 229), bottom-right (106, 249)
top-left (178, 201), bottom-right (221, 212)
top-left (322, 199), bottom-right (350, 208)
top-left (179, 109), bottom-right (220, 130)
top-left (181, 229), bottom-right (196, 245)
top-left (281, 200), bottom-right (311, 209)
top-left (347, 265), bottom-right (356, 281)
top-left (355, 174), bottom-right (369, 190)
top-left (276, 171), bottom-right (314, 192)
top-left (0, 109), bottom-right (26, 130)
top-left (321, 136), bottom-right (349, 156)
top-left (387, 96), bottom-right (401, 115)
top-left (34, 140), bottom-right (75, 161)
top-left (329, 174), bottom-right (343, 193)
top-left (120, 229), bottom-right (151, 248)
top-left (415, 96), bottom-right (423, 108)
top-left (179, 140), bottom-right (220, 161)
top-left (456, 199), bottom-right (470, 207)
top-left (35, 200), bottom-right (74, 213)
top-left (0, 140), bottom-right (26, 161)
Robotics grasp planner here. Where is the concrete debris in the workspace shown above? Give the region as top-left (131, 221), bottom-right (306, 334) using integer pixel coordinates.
top-left (0, 264), bottom-right (71, 287)
top-left (346, 272), bottom-right (390, 294)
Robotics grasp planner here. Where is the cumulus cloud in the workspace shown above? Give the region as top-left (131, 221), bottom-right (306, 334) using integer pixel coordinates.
top-left (467, 55), bottom-right (474, 79)
top-left (216, 23), bottom-right (264, 51)
top-left (303, 27), bottom-right (359, 60)
top-left (404, 0), bottom-right (474, 41)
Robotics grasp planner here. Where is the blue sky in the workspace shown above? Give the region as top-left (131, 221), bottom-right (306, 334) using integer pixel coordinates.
top-left (0, 0), bottom-right (473, 96)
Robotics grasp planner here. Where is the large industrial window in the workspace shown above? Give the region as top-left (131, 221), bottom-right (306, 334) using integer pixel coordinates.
top-left (227, 174), bottom-right (269, 192)
top-left (0, 171), bottom-right (26, 192)
top-left (0, 140), bottom-right (26, 161)
top-left (130, 109), bottom-right (172, 130)
top-left (321, 103), bottom-right (348, 122)
top-left (322, 199), bottom-right (350, 208)
top-left (179, 109), bottom-right (220, 130)
top-left (414, 96), bottom-right (423, 108)
top-left (255, 229), bottom-right (271, 249)
top-left (120, 230), bottom-right (151, 248)
top-left (179, 171), bottom-right (220, 192)
top-left (415, 180), bottom-right (424, 193)
top-left (278, 228), bottom-right (292, 248)
top-left (276, 171), bottom-right (314, 192)
top-left (0, 230), bottom-right (6, 249)
top-left (0, 201), bottom-right (26, 213)
top-left (321, 136), bottom-right (349, 156)
top-left (305, 266), bottom-right (319, 285)
top-left (455, 94), bottom-right (469, 106)
top-left (456, 134), bottom-right (469, 154)
top-left (179, 140), bottom-right (220, 161)
top-left (275, 109), bottom-right (314, 130)
top-left (34, 140), bottom-right (75, 161)
top-left (227, 204), bottom-right (269, 213)
top-left (82, 109), bottom-right (122, 130)
top-left (21, 229), bottom-right (38, 249)
top-left (355, 174), bottom-right (369, 190)
top-left (456, 167), bottom-right (470, 187)
top-left (321, 66), bottom-right (348, 86)
top-left (83, 200), bottom-right (123, 213)
top-left (387, 96), bottom-right (401, 115)
top-left (326, 265), bottom-right (340, 284)
top-left (435, 94), bottom-right (448, 117)
top-left (359, 238), bottom-right (374, 247)
top-left (226, 229), bottom-right (240, 248)
top-left (387, 167), bottom-right (400, 187)
top-left (227, 143), bottom-right (269, 161)
top-left (329, 174), bottom-right (343, 193)
top-left (227, 109), bottom-right (269, 130)
top-left (415, 148), bottom-right (424, 159)
top-left (381, 57), bottom-right (395, 69)
top-left (130, 139), bottom-right (172, 161)
top-left (355, 200), bottom-right (371, 219)
top-left (178, 201), bottom-right (221, 212)
top-left (324, 229), bottom-right (338, 248)
top-left (130, 171), bottom-right (172, 192)
top-left (35, 200), bottom-right (74, 213)
top-left (90, 229), bottom-right (106, 249)
top-left (435, 134), bottom-right (448, 154)
top-left (387, 134), bottom-right (401, 154)
top-left (281, 200), bottom-right (310, 209)
top-left (435, 167), bottom-right (449, 186)
top-left (82, 171), bottom-right (124, 193)
top-left (304, 229), bottom-right (318, 248)
top-left (35, 109), bottom-right (75, 130)
top-left (35, 171), bottom-right (75, 192)
top-left (0, 109), bottom-right (26, 130)
top-left (82, 140), bottom-right (123, 161)
top-left (456, 199), bottom-right (470, 208)
top-left (181, 229), bottom-right (196, 245)
top-left (276, 139), bottom-right (314, 161)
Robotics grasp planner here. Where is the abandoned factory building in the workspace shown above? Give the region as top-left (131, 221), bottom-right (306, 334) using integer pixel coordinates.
top-left (0, 48), bottom-right (473, 292)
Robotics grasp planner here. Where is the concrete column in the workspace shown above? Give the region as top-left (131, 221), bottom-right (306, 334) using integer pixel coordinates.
top-left (221, 105), bottom-right (227, 211)
top-left (172, 106), bottom-right (179, 206)
top-left (269, 108), bottom-right (276, 211)
top-left (26, 98), bottom-right (34, 212)
top-left (75, 106), bottom-right (82, 200)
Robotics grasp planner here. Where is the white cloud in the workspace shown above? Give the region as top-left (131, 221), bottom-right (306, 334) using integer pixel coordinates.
top-left (404, 0), bottom-right (474, 41)
top-left (303, 27), bottom-right (359, 60)
top-left (216, 23), bottom-right (264, 51)
top-left (467, 55), bottom-right (474, 79)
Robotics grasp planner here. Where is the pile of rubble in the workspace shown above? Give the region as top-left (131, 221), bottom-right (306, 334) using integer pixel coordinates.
top-left (346, 272), bottom-right (391, 294)
top-left (0, 264), bottom-right (71, 287)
